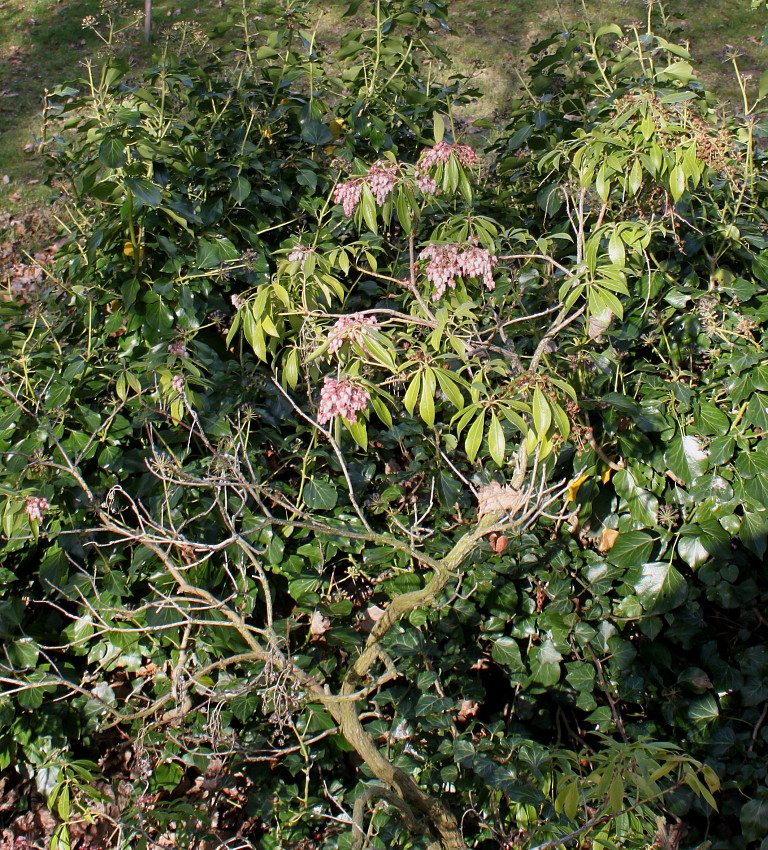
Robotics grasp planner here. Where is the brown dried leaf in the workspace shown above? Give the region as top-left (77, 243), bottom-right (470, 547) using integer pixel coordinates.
top-left (456, 699), bottom-right (479, 722)
top-left (476, 481), bottom-right (524, 517)
top-left (597, 527), bottom-right (620, 552)
top-left (309, 610), bottom-right (331, 639)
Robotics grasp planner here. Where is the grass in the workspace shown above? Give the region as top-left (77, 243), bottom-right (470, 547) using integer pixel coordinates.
top-left (0, 0), bottom-right (766, 216)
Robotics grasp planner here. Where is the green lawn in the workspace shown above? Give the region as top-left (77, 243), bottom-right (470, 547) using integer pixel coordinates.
top-left (0, 0), bottom-right (766, 215)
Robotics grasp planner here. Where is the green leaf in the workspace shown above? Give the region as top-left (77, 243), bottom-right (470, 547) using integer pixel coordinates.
top-left (741, 792), bottom-right (768, 843)
top-left (677, 527), bottom-right (711, 569)
top-left (359, 184), bottom-right (378, 233)
top-left (607, 531), bottom-right (654, 569)
top-left (301, 119), bottom-right (334, 146)
top-left (304, 479), bottom-right (338, 510)
top-left (613, 469), bottom-right (658, 526)
top-left (760, 69), bottom-right (768, 99)
top-left (345, 417), bottom-right (368, 449)
top-left (488, 413), bottom-right (505, 466)
top-left (196, 236), bottom-right (240, 269)
top-left (434, 368), bottom-right (465, 409)
top-left (688, 694), bottom-right (719, 725)
top-left (664, 435), bottom-right (709, 485)
top-left (124, 176), bottom-right (162, 207)
top-left (491, 637), bottom-right (524, 671)
top-left (741, 510), bottom-right (768, 557)
top-left (433, 112), bottom-right (445, 144)
top-left (230, 175), bottom-right (251, 203)
top-left (634, 561), bottom-right (687, 610)
top-left (608, 774), bottom-right (624, 812)
top-left (420, 368), bottom-right (436, 427)
top-left (403, 372), bottom-right (421, 415)
top-left (98, 137), bottom-right (126, 168)
top-left (532, 387), bottom-right (551, 435)
top-left (465, 410), bottom-right (486, 462)
top-left (7, 638), bottom-right (39, 668)
top-left (669, 165), bottom-right (686, 202)
top-left (696, 403), bottom-right (730, 436)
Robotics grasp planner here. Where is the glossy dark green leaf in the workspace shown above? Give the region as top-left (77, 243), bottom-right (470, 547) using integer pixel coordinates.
top-left (664, 435), bottom-right (709, 485)
top-left (304, 479), bottom-right (338, 511)
top-left (634, 561), bottom-right (687, 610)
top-left (607, 531), bottom-right (655, 569)
top-left (125, 176), bottom-right (162, 207)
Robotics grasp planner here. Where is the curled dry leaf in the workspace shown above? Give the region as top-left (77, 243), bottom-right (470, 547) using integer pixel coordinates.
top-left (493, 534), bottom-right (509, 554)
top-left (597, 527), bottom-right (620, 553)
top-left (456, 699), bottom-right (479, 722)
top-left (310, 610), bottom-right (331, 639)
top-left (476, 481), bottom-right (524, 517)
top-left (358, 604), bottom-right (386, 632)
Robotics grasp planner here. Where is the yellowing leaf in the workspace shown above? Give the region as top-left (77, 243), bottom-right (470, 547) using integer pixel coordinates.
top-left (601, 466), bottom-right (614, 484)
top-left (329, 118), bottom-right (346, 139)
top-left (565, 474), bottom-right (589, 503)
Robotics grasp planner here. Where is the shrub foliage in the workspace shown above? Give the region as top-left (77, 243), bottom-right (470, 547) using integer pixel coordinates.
top-left (1, 3), bottom-right (768, 849)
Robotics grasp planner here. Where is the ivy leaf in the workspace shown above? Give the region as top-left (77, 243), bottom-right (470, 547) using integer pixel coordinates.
top-left (607, 531), bottom-right (654, 569)
top-left (664, 435), bottom-right (709, 485)
top-left (688, 694), bottom-right (719, 726)
top-left (98, 137), bottom-right (126, 168)
top-left (230, 175), bottom-right (251, 203)
top-left (741, 792), bottom-right (768, 843)
top-left (613, 468), bottom-right (659, 526)
top-left (634, 561), bottom-right (687, 610)
top-left (301, 119), bottom-right (334, 146)
top-left (304, 479), bottom-right (338, 511)
top-left (741, 511), bottom-right (768, 558)
top-left (696, 403), bottom-right (730, 436)
top-left (491, 637), bottom-right (524, 672)
top-left (196, 236), bottom-right (239, 269)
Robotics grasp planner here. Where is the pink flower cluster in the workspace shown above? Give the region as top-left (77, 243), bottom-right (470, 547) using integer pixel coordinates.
top-left (168, 341), bottom-right (188, 358)
top-left (366, 160), bottom-right (398, 205)
top-left (288, 243), bottom-right (314, 270)
top-left (333, 179), bottom-right (364, 216)
top-left (26, 496), bottom-right (49, 522)
top-left (328, 313), bottom-right (379, 354)
top-left (418, 140), bottom-right (478, 170)
top-left (413, 141), bottom-right (478, 195)
top-left (419, 242), bottom-right (497, 300)
top-left (333, 159), bottom-right (399, 216)
top-left (317, 376), bottom-right (370, 425)
top-left (172, 374), bottom-right (186, 393)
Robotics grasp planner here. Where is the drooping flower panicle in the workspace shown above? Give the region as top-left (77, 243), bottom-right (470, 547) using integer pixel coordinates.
top-left (414, 141), bottom-right (478, 195)
top-left (317, 376), bottom-right (370, 425)
top-left (417, 140), bottom-right (478, 171)
top-left (333, 179), bottom-right (365, 217)
top-left (288, 243), bottom-right (315, 270)
top-left (419, 241), bottom-right (497, 300)
top-left (333, 159), bottom-right (398, 217)
top-left (26, 496), bottom-right (49, 522)
top-left (366, 160), bottom-right (398, 206)
top-left (328, 313), bottom-right (379, 354)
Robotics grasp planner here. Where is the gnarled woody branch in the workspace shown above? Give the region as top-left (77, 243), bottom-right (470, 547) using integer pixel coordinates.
top-left (1, 381), bottom-right (559, 850)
